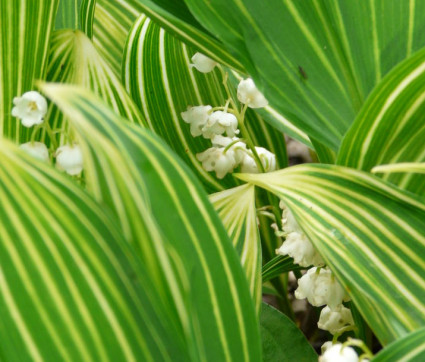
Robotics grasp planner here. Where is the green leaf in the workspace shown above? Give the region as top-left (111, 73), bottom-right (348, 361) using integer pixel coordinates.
top-left (0, 0), bottom-right (59, 142)
top-left (182, 0), bottom-right (425, 149)
top-left (93, 0), bottom-right (142, 78)
top-left (372, 162), bottom-right (425, 175)
top-left (238, 164), bottom-right (425, 345)
top-left (45, 28), bottom-right (146, 144)
top-left (260, 303), bottom-right (317, 362)
top-left (131, 0), bottom-right (244, 72)
top-left (372, 327), bottom-right (425, 362)
top-left (55, 0), bottom-right (96, 38)
top-left (338, 47), bottom-right (425, 195)
top-left (123, 14), bottom-right (287, 192)
top-left (41, 83), bottom-right (262, 361)
top-left (0, 140), bottom-right (185, 360)
top-left (262, 256), bottom-right (304, 284)
top-left (210, 184), bottom-right (262, 313)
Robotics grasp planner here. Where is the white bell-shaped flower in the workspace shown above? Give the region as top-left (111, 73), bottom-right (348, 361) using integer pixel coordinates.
top-left (318, 304), bottom-right (354, 334)
top-left (240, 147), bottom-right (276, 173)
top-left (202, 111), bottom-right (239, 139)
top-left (181, 105), bottom-right (212, 137)
top-left (190, 53), bottom-right (218, 73)
top-left (237, 78), bottom-right (268, 108)
top-left (280, 206), bottom-right (302, 233)
top-left (276, 231), bottom-right (325, 267)
top-left (197, 146), bottom-right (237, 179)
top-left (211, 135), bottom-right (246, 163)
top-left (19, 142), bottom-right (49, 162)
top-left (56, 144), bottom-right (83, 175)
top-left (12, 91), bottom-right (48, 127)
top-left (319, 343), bottom-right (359, 362)
top-left (295, 267), bottom-right (350, 309)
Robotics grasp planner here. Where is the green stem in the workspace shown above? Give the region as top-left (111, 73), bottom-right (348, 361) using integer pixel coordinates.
top-left (30, 123), bottom-right (44, 145)
top-left (44, 120), bottom-right (58, 149)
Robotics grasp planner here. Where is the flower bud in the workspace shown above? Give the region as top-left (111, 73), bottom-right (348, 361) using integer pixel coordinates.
top-left (19, 142), bottom-right (49, 162)
top-left (56, 144), bottom-right (83, 175)
top-left (319, 343), bottom-right (359, 362)
top-left (318, 304), bottom-right (354, 334)
top-left (237, 78), bottom-right (268, 108)
top-left (190, 53), bottom-right (218, 73)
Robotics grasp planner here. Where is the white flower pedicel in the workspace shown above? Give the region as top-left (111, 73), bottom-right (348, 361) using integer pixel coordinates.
top-left (12, 91), bottom-right (48, 127)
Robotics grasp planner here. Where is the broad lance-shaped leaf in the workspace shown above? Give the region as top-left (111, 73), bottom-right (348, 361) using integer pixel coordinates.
top-left (372, 327), bottom-right (425, 362)
top-left (209, 184), bottom-right (261, 313)
top-left (44, 28), bottom-right (146, 145)
top-left (0, 0), bottom-right (58, 142)
top-left (338, 47), bottom-right (425, 195)
top-left (237, 164), bottom-right (425, 346)
top-left (182, 0), bottom-right (425, 149)
top-left (0, 140), bottom-right (186, 360)
top-left (131, 0), bottom-right (244, 72)
top-left (55, 0), bottom-right (96, 38)
top-left (261, 303), bottom-right (317, 362)
top-left (93, 0), bottom-right (142, 78)
top-left (41, 83), bottom-right (262, 361)
top-left (124, 14), bottom-right (287, 192)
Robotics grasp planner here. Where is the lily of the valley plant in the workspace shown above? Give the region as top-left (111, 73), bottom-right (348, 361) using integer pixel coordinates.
top-left (1, 0), bottom-right (425, 361)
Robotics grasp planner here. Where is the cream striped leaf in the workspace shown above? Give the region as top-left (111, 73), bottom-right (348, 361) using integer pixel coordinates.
top-left (131, 0), bottom-right (245, 72)
top-left (55, 0), bottom-right (96, 38)
top-left (372, 163), bottom-right (425, 175)
top-left (182, 0), bottom-right (425, 150)
top-left (43, 28), bottom-right (146, 145)
top-left (124, 15), bottom-right (287, 192)
top-left (372, 327), bottom-right (425, 362)
top-left (41, 83), bottom-right (262, 361)
top-left (338, 47), bottom-right (425, 195)
top-left (209, 184), bottom-right (261, 314)
top-left (237, 164), bottom-right (425, 346)
top-left (0, 140), bottom-right (186, 360)
top-left (93, 0), bottom-right (143, 78)
top-left (0, 0), bottom-right (58, 142)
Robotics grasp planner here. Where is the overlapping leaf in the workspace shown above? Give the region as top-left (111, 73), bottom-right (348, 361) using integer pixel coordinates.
top-left (262, 256), bottom-right (303, 284)
top-left (0, 140), bottom-right (185, 361)
top-left (0, 0), bottom-right (58, 142)
top-left (42, 83), bottom-right (262, 361)
top-left (261, 303), bottom-right (317, 362)
top-left (182, 0), bottom-right (425, 149)
top-left (123, 14), bottom-right (287, 192)
top-left (210, 184), bottom-right (261, 313)
top-left (338, 47), bottom-right (425, 195)
top-left (44, 28), bottom-right (145, 145)
top-left (238, 164), bottom-right (425, 345)
top-left (372, 327), bottom-right (425, 361)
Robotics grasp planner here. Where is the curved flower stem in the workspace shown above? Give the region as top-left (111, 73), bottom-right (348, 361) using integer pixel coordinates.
top-left (43, 120), bottom-right (58, 149)
top-left (30, 123), bottom-right (44, 145)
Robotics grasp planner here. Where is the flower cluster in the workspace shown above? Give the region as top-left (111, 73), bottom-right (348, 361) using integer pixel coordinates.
top-left (275, 202), bottom-right (354, 337)
top-left (183, 53), bottom-right (274, 179)
top-left (12, 91), bottom-right (83, 176)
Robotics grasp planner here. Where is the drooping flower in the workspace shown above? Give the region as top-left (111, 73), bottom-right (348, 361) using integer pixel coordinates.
top-left (280, 205), bottom-right (302, 234)
top-left (211, 135), bottom-right (246, 163)
top-left (12, 91), bottom-right (48, 127)
top-left (196, 146), bottom-right (237, 179)
top-left (237, 78), bottom-right (268, 108)
top-left (56, 144), bottom-right (83, 175)
top-left (19, 142), bottom-right (49, 162)
top-left (319, 343), bottom-right (359, 362)
top-left (240, 147), bottom-right (276, 173)
top-left (202, 111), bottom-right (239, 139)
top-left (181, 105), bottom-right (212, 137)
top-left (276, 231), bottom-right (325, 267)
top-left (295, 267), bottom-right (350, 309)
top-left (318, 304), bottom-right (354, 334)
top-left (190, 53), bottom-right (218, 73)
